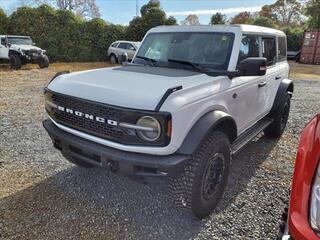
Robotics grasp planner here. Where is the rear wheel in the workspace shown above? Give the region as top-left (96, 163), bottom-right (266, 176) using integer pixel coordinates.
top-left (38, 55), bottom-right (49, 68)
top-left (264, 93), bottom-right (291, 138)
top-left (9, 54), bottom-right (22, 70)
top-left (110, 54), bottom-right (117, 64)
top-left (169, 131), bottom-right (231, 219)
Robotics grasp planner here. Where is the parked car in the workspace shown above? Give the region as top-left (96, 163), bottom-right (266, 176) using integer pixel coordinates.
top-left (0, 35), bottom-right (49, 70)
top-left (43, 25), bottom-right (293, 218)
top-left (107, 41), bottom-right (141, 64)
top-left (287, 50), bottom-right (301, 61)
top-left (280, 113), bottom-right (320, 240)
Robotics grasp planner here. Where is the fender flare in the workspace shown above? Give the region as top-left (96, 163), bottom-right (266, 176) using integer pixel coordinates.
top-left (270, 79), bottom-right (294, 114)
top-left (177, 110), bottom-right (237, 155)
top-left (9, 49), bottom-right (21, 56)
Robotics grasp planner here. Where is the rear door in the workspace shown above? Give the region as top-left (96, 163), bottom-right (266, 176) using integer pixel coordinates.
top-left (262, 36), bottom-right (287, 113)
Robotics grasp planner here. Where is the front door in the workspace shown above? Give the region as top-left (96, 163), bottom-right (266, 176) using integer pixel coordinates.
top-left (0, 37), bottom-right (9, 59)
top-left (228, 35), bottom-right (267, 133)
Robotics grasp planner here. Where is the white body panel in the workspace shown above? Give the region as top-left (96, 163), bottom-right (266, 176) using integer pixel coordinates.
top-left (47, 25), bottom-right (290, 155)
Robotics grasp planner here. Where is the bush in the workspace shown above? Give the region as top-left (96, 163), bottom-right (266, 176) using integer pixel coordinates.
top-left (6, 5), bottom-right (126, 62)
top-left (282, 27), bottom-right (304, 51)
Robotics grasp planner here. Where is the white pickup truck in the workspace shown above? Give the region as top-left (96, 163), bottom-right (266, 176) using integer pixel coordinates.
top-left (0, 35), bottom-right (49, 70)
top-left (43, 25), bottom-right (293, 218)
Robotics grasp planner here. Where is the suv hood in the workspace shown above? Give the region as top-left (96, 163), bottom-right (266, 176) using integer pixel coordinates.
top-left (48, 65), bottom-right (212, 111)
top-left (10, 44), bottom-right (42, 51)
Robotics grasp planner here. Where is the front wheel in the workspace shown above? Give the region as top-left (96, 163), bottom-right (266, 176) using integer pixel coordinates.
top-left (9, 54), bottom-right (22, 70)
top-left (169, 131), bottom-right (231, 219)
top-left (264, 93), bottom-right (291, 138)
top-left (38, 55), bottom-right (49, 68)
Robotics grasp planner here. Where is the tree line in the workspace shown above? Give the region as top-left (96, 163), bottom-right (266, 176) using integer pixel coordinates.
top-left (0, 0), bottom-right (319, 62)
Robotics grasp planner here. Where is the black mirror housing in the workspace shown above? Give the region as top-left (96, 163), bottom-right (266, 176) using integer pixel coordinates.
top-left (238, 57), bottom-right (267, 76)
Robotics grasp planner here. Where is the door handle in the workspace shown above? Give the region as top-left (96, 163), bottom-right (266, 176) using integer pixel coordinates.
top-left (258, 82), bottom-right (267, 88)
top-left (275, 76), bottom-right (282, 80)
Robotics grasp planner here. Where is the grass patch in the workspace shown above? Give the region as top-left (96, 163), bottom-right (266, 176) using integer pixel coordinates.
top-left (289, 61), bottom-right (320, 81)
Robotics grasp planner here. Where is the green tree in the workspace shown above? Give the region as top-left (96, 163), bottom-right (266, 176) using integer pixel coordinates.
top-left (0, 8), bottom-right (8, 34)
top-left (210, 12), bottom-right (226, 25)
top-left (252, 17), bottom-right (276, 28)
top-left (125, 0), bottom-right (176, 41)
top-left (305, 0), bottom-right (320, 29)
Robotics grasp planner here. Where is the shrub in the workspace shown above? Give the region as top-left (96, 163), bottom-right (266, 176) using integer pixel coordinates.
top-left (282, 27), bottom-right (304, 51)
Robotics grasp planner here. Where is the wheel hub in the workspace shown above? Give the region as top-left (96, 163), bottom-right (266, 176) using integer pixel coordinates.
top-left (202, 153), bottom-right (225, 200)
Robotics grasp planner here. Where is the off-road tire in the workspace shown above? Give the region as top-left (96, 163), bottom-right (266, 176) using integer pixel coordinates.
top-left (264, 93), bottom-right (291, 138)
top-left (169, 131), bottom-right (231, 219)
top-left (38, 55), bottom-right (49, 68)
top-left (9, 54), bottom-right (22, 70)
top-left (63, 153), bottom-right (95, 168)
top-left (110, 54), bottom-right (117, 64)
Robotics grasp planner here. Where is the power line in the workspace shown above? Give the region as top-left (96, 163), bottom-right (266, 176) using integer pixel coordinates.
top-left (136, 0), bottom-right (139, 17)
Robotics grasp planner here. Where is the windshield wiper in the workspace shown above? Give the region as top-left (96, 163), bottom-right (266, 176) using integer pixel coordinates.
top-left (135, 56), bottom-right (157, 67)
top-left (167, 59), bottom-right (205, 73)
top-left (167, 59), bottom-right (240, 79)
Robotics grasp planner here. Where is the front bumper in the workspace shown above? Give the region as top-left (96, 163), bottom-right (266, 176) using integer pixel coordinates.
top-left (43, 119), bottom-right (189, 178)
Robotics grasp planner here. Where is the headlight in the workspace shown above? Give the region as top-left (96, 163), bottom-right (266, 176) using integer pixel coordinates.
top-left (136, 116), bottom-right (161, 142)
top-left (310, 162), bottom-right (320, 233)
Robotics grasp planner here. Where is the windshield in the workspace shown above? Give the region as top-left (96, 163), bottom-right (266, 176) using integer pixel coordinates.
top-left (7, 37), bottom-right (33, 45)
top-left (134, 32), bottom-right (234, 70)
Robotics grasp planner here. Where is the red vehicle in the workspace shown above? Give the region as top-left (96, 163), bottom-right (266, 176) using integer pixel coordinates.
top-left (281, 114), bottom-right (320, 240)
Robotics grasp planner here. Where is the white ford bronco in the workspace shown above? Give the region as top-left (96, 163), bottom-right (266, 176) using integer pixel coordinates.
top-left (0, 35), bottom-right (49, 70)
top-left (43, 25), bottom-right (293, 218)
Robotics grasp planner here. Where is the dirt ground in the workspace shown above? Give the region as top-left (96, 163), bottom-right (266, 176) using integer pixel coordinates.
top-left (0, 61), bottom-right (320, 239)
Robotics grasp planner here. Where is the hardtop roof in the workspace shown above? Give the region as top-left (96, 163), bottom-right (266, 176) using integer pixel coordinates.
top-left (0, 35), bottom-right (31, 38)
top-left (148, 24), bottom-right (286, 37)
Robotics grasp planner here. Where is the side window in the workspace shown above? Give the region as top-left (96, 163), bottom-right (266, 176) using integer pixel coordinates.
top-left (111, 42), bottom-right (118, 48)
top-left (127, 44), bottom-right (135, 50)
top-left (118, 43), bottom-right (128, 49)
top-left (262, 37), bottom-right (276, 66)
top-left (0, 38), bottom-right (6, 45)
top-left (238, 35), bottom-right (260, 64)
top-left (277, 37), bottom-right (287, 62)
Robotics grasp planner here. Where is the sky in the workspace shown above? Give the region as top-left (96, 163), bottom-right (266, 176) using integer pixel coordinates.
top-left (0, 0), bottom-right (277, 25)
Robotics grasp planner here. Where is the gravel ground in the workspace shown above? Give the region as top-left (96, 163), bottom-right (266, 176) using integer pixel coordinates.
top-left (1, 66), bottom-right (320, 240)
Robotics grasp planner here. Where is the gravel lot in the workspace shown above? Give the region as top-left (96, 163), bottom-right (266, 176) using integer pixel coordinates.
top-left (1, 64), bottom-right (320, 239)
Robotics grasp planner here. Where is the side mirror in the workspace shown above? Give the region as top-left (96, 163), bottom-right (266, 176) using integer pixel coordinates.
top-left (118, 52), bottom-right (128, 65)
top-left (32, 42), bottom-right (36, 46)
top-left (238, 57), bottom-right (267, 76)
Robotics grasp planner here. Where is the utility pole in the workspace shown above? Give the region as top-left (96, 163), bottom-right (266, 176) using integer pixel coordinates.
top-left (136, 0), bottom-right (139, 17)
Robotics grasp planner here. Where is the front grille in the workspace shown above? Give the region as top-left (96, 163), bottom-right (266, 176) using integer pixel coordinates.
top-left (44, 90), bottom-right (171, 146)
top-left (46, 91), bottom-right (126, 143)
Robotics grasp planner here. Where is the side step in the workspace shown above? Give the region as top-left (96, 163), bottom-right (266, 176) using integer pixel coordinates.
top-left (231, 118), bottom-right (273, 155)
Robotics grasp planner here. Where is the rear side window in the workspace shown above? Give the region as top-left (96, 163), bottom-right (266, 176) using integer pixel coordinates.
top-left (262, 37), bottom-right (276, 66)
top-left (111, 42), bottom-right (118, 47)
top-left (278, 37), bottom-right (287, 61)
top-left (238, 35), bottom-right (260, 63)
top-left (118, 42), bottom-right (127, 49)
